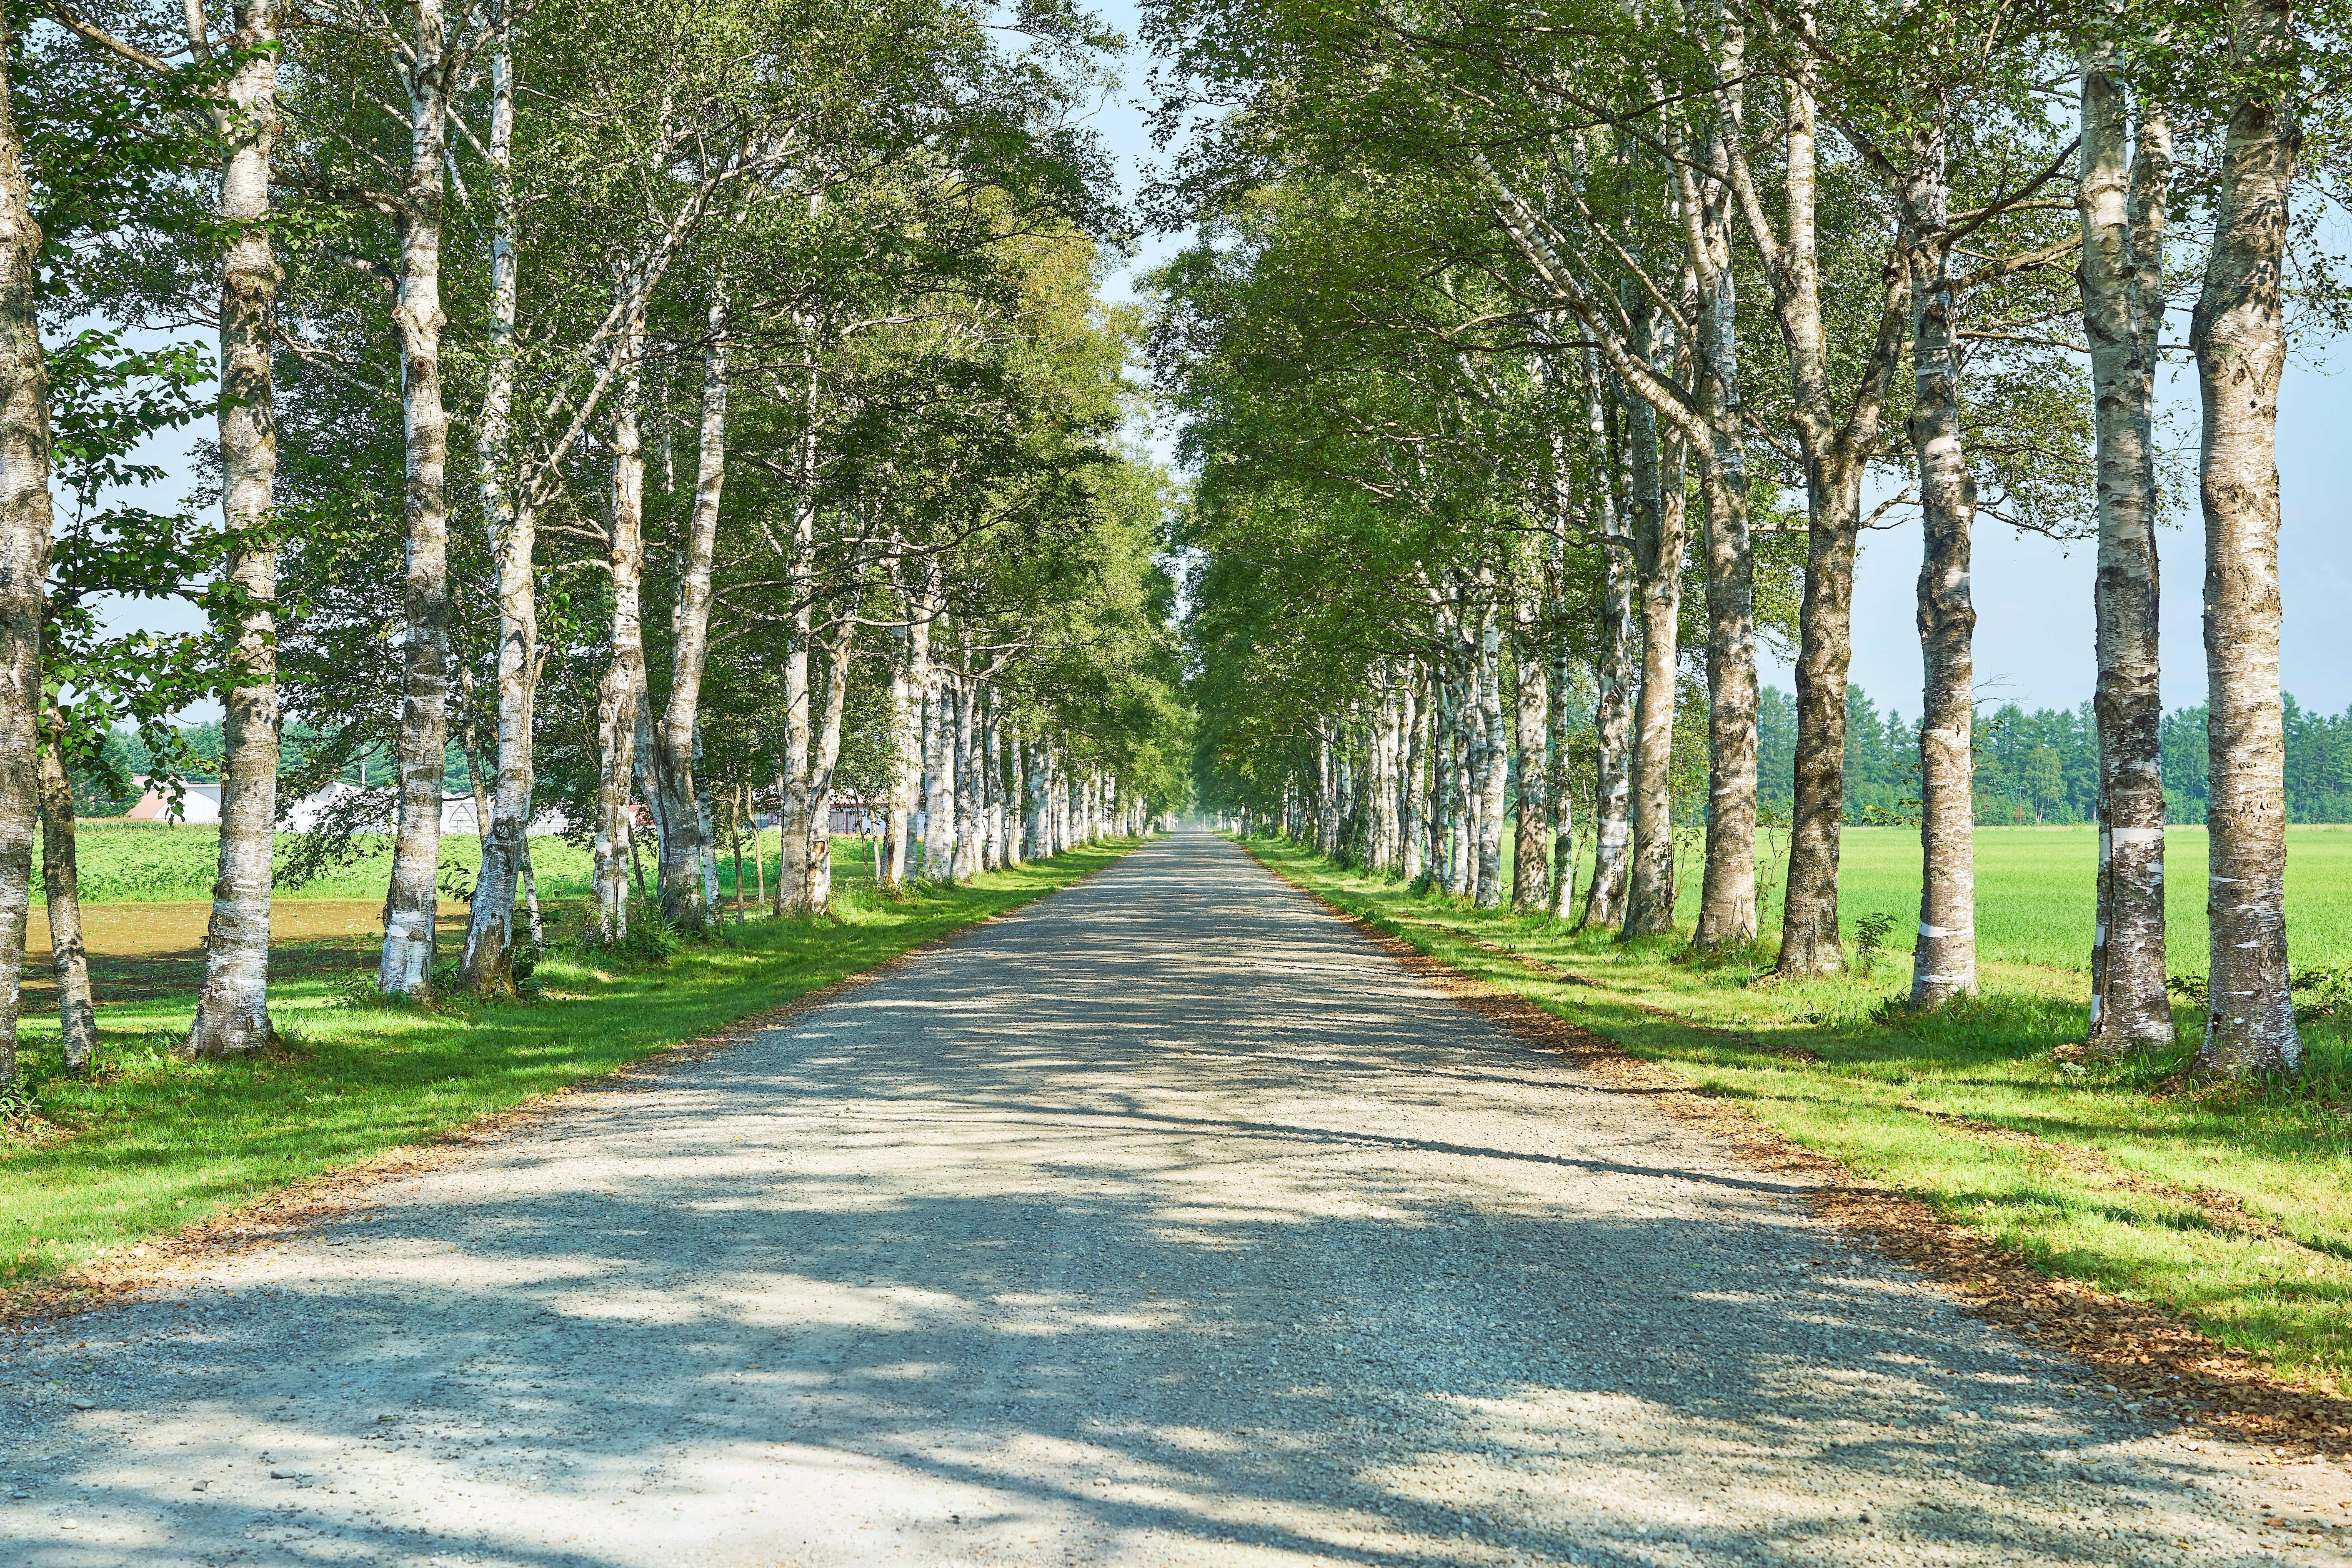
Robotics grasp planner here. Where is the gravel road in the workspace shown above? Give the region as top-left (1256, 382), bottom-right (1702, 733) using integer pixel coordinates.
top-left (1, 828), bottom-right (2343, 1567)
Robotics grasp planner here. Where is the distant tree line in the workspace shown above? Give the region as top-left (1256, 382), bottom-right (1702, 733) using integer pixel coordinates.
top-left (1755, 688), bottom-right (2352, 827)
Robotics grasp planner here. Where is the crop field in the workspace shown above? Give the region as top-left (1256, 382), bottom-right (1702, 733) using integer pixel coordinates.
top-left (24, 828), bottom-right (886, 1003)
top-left (38, 822), bottom-right (850, 906)
top-left (1665, 825), bottom-right (2352, 977)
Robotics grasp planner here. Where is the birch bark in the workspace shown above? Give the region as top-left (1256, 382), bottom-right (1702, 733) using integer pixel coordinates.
top-left (590, 295), bottom-right (648, 943)
top-left (1624, 335), bottom-right (1686, 937)
top-left (1399, 671), bottom-right (1424, 882)
top-left (883, 622), bottom-right (913, 888)
top-left (0, 59), bottom-right (36, 1077)
top-left (1906, 138), bottom-right (1979, 1009)
top-left (1472, 595), bottom-right (1507, 909)
top-left (378, 0), bottom-right (455, 996)
top-left (2078, 44), bottom-right (2174, 1053)
top-left (2192, 0), bottom-right (2300, 1078)
top-left (777, 499), bottom-right (815, 912)
top-left (1581, 365), bottom-right (1635, 930)
top-left (1511, 631), bottom-right (1549, 911)
top-left (1692, 133), bottom-right (1758, 949)
top-left (804, 621), bottom-right (852, 910)
top-left (185, 0), bottom-right (280, 1050)
top-left (1024, 738), bottom-right (1046, 859)
top-left (458, 6), bottom-right (530, 993)
top-left (37, 725), bottom-right (93, 1070)
top-left (1720, 50), bottom-right (1909, 978)
top-left (653, 288), bottom-right (729, 929)
top-left (922, 667), bottom-right (955, 878)
top-left (952, 674), bottom-right (979, 879)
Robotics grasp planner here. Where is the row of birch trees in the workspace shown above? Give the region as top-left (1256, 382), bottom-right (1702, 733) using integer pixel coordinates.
top-left (1149, 0), bottom-right (2345, 1079)
top-left (0, 0), bottom-right (1186, 1081)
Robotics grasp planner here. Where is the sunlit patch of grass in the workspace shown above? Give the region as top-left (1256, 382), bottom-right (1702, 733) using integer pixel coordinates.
top-left (1246, 833), bottom-right (2352, 1395)
top-left (0, 838), bottom-right (1141, 1296)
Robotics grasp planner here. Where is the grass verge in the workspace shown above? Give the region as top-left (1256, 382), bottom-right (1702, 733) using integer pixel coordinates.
top-left (0, 838), bottom-right (1141, 1306)
top-left (1238, 835), bottom-right (2352, 1430)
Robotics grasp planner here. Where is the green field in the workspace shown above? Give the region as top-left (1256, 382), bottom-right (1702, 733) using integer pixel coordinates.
top-left (1743, 825), bottom-right (2352, 977)
top-left (1250, 833), bottom-right (2352, 1397)
top-left (1533, 824), bottom-right (2352, 978)
top-left (39, 822), bottom-right (842, 905)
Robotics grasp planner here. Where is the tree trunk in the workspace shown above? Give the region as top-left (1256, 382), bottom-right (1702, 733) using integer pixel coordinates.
top-left (654, 288), bottom-right (729, 930)
top-left (1510, 634), bottom-right (1546, 911)
top-left (590, 294), bottom-right (648, 944)
top-left (1581, 359), bottom-right (1635, 930)
top-left (1024, 738), bottom-right (1047, 860)
top-left (1744, 58), bottom-right (1907, 980)
top-left (0, 43), bottom-right (39, 1080)
top-left (750, 783), bottom-right (766, 909)
top-left (726, 786), bottom-right (744, 921)
top-left (36, 729), bottom-right (93, 1071)
top-left (923, 669), bottom-right (954, 879)
top-left (2192, 0), bottom-right (2300, 1078)
top-left (1907, 140), bottom-right (1979, 1010)
top-left (1692, 234), bottom-right (1759, 950)
top-left (777, 496), bottom-right (815, 912)
top-left (953, 674), bottom-right (980, 879)
top-left (1547, 646), bottom-right (1576, 919)
top-left (2079, 46), bottom-right (2175, 1053)
top-left (185, 0), bottom-right (280, 1051)
top-left (379, 0), bottom-right (454, 997)
top-left (883, 618), bottom-right (916, 888)
top-left (1624, 355), bottom-right (1685, 937)
top-left (803, 620), bottom-right (853, 910)
top-left (1006, 727), bottom-right (1026, 866)
top-left (456, 0), bottom-right (526, 997)
top-left (1399, 671), bottom-right (1424, 882)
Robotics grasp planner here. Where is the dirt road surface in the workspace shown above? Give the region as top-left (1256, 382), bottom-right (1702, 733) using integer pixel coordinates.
top-left (1, 830), bottom-right (2342, 1565)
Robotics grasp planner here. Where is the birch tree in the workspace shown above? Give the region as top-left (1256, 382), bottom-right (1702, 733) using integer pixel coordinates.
top-left (0, 29), bottom-right (50, 1083)
top-left (2077, 33), bottom-right (2173, 1054)
top-left (2191, 0), bottom-right (2302, 1078)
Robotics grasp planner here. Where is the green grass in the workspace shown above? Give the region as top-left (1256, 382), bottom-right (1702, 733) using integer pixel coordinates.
top-left (0, 838), bottom-right (1139, 1297)
top-left (1247, 833), bottom-right (2352, 1396)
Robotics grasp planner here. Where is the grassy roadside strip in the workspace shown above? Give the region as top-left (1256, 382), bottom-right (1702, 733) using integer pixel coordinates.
top-left (1237, 834), bottom-right (2352, 1454)
top-left (0, 838), bottom-right (1146, 1312)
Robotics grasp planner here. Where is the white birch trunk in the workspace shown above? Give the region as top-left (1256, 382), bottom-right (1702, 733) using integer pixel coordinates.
top-left (1624, 349), bottom-right (1686, 937)
top-left (653, 286), bottom-right (729, 929)
top-left (2192, 0), bottom-right (2301, 1077)
top-left (185, 0), bottom-right (281, 1051)
top-left (1511, 635), bottom-right (1548, 912)
top-left (458, 7), bottom-right (531, 993)
top-left (1399, 671), bottom-right (1424, 882)
top-left (1581, 353), bottom-right (1635, 930)
top-left (33, 725), bottom-right (93, 1068)
top-left (804, 622), bottom-right (852, 911)
top-left (590, 290), bottom-right (648, 943)
top-left (2079, 45), bottom-right (2175, 1053)
top-left (1906, 137), bottom-right (1979, 1008)
top-left (379, 0), bottom-right (454, 995)
top-left (0, 67), bottom-right (36, 1073)
top-left (1473, 594), bottom-right (1507, 909)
